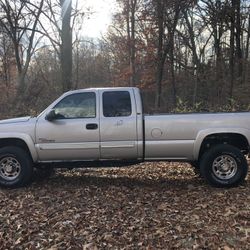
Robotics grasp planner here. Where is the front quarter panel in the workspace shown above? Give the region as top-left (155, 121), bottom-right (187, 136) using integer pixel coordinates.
top-left (0, 133), bottom-right (38, 162)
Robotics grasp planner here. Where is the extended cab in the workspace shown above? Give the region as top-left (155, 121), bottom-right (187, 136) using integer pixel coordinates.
top-left (0, 87), bottom-right (249, 188)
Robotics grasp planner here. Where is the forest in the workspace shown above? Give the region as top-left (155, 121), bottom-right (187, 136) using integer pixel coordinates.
top-left (0, 1), bottom-right (249, 249)
top-left (0, 0), bottom-right (250, 116)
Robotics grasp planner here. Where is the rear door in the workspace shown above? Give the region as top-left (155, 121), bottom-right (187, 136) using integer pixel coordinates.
top-left (99, 89), bottom-right (138, 159)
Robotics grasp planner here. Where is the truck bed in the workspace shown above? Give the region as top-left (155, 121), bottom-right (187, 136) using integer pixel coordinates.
top-left (144, 112), bottom-right (250, 160)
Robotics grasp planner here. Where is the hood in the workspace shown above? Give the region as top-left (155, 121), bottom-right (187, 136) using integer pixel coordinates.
top-left (0, 116), bottom-right (31, 125)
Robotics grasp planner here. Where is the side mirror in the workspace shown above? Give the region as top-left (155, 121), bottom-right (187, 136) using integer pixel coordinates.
top-left (45, 110), bottom-right (57, 121)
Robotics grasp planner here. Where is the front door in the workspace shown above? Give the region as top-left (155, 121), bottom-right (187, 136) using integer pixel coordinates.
top-left (36, 91), bottom-right (100, 161)
top-left (99, 89), bottom-right (138, 159)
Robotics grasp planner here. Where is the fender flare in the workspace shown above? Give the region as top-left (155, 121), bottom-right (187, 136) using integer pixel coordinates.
top-left (193, 128), bottom-right (250, 160)
top-left (0, 133), bottom-right (38, 162)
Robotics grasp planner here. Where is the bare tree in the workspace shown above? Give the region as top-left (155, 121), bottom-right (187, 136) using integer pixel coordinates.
top-left (99, 0), bottom-right (250, 111)
top-left (235, 0), bottom-right (242, 78)
top-left (154, 0), bottom-right (165, 109)
top-left (154, 0), bottom-right (182, 109)
top-left (118, 0), bottom-right (138, 86)
top-left (200, 1), bottom-right (228, 82)
top-left (0, 30), bottom-right (13, 86)
top-left (0, 0), bottom-right (44, 93)
top-left (38, 0), bottom-right (84, 91)
top-left (128, 0), bottom-right (137, 86)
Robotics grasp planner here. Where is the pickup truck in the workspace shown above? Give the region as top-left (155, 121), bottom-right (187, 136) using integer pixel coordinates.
top-left (0, 87), bottom-right (249, 188)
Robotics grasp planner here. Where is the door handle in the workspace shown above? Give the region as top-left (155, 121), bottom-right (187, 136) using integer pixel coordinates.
top-left (86, 123), bottom-right (98, 130)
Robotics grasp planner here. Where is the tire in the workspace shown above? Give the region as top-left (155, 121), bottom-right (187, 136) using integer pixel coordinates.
top-left (0, 146), bottom-right (33, 188)
top-left (200, 144), bottom-right (249, 188)
top-left (189, 161), bottom-right (203, 177)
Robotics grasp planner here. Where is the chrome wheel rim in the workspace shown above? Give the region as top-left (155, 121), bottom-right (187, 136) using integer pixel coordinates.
top-left (212, 155), bottom-right (237, 180)
top-left (0, 157), bottom-right (21, 181)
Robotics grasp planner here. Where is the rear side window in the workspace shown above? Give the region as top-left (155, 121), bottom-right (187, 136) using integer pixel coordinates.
top-left (103, 91), bottom-right (132, 117)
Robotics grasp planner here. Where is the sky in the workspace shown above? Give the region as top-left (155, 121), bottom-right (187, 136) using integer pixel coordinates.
top-left (78, 0), bottom-right (117, 38)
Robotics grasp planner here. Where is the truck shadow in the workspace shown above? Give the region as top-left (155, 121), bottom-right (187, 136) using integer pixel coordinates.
top-left (32, 168), bottom-right (249, 190)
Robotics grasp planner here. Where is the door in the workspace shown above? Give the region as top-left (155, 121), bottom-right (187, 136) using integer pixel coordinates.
top-left (100, 89), bottom-right (138, 159)
top-left (36, 91), bottom-right (100, 161)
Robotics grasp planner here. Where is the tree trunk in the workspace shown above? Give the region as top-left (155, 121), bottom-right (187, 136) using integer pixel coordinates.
top-left (169, 32), bottom-right (177, 106)
top-left (214, 0), bottom-right (223, 83)
top-left (155, 0), bottom-right (164, 109)
top-left (17, 71), bottom-right (26, 94)
top-left (243, 12), bottom-right (250, 84)
top-left (60, 0), bottom-right (72, 92)
top-left (130, 0), bottom-right (136, 86)
top-left (126, 0), bottom-right (131, 86)
top-left (245, 13), bottom-right (250, 60)
top-left (235, 0), bottom-right (242, 78)
top-left (183, 9), bottom-right (199, 105)
top-left (229, 0), bottom-right (235, 100)
top-left (17, 0), bottom-right (44, 94)
top-left (75, 40), bottom-right (79, 89)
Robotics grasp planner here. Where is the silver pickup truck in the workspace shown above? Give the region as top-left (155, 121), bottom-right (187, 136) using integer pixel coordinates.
top-left (0, 87), bottom-right (249, 188)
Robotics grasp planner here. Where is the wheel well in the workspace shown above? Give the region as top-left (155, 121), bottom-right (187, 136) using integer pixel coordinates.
top-left (199, 133), bottom-right (249, 159)
top-left (0, 138), bottom-right (32, 159)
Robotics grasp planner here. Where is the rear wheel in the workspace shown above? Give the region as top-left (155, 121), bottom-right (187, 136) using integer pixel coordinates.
top-left (0, 146), bottom-right (33, 188)
top-left (200, 144), bottom-right (248, 187)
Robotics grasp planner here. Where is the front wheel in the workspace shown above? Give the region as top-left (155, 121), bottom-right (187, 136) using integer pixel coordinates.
top-left (190, 161), bottom-right (202, 177)
top-left (200, 144), bottom-right (248, 188)
top-left (0, 146), bottom-right (33, 188)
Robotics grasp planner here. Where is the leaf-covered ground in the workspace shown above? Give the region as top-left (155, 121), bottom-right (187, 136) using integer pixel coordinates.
top-left (0, 162), bottom-right (249, 250)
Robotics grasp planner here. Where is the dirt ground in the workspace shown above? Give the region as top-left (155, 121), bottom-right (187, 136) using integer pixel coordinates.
top-left (0, 162), bottom-right (249, 250)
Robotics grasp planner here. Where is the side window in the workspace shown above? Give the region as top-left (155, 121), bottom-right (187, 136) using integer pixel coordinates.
top-left (53, 92), bottom-right (96, 119)
top-left (103, 91), bottom-right (132, 117)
